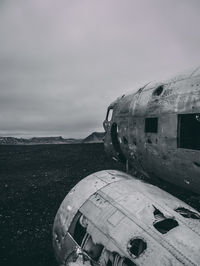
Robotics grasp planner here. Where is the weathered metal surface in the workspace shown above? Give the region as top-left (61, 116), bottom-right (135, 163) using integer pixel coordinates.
top-left (53, 170), bottom-right (127, 264)
top-left (53, 170), bottom-right (200, 266)
top-left (103, 67), bottom-right (200, 193)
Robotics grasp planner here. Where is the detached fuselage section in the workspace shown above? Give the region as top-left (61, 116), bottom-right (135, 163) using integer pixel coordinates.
top-left (53, 170), bottom-right (200, 266)
top-left (103, 67), bottom-right (200, 193)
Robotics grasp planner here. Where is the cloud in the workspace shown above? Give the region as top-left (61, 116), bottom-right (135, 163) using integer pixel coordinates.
top-left (0, 0), bottom-right (200, 137)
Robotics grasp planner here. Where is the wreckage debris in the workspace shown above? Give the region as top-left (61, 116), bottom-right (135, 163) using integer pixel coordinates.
top-left (53, 170), bottom-right (200, 266)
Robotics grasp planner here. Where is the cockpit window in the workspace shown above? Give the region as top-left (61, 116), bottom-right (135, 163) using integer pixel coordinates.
top-left (68, 211), bottom-right (87, 246)
top-left (106, 108), bottom-right (113, 121)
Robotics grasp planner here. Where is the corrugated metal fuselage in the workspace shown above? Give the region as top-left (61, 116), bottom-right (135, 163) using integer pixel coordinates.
top-left (103, 67), bottom-right (200, 193)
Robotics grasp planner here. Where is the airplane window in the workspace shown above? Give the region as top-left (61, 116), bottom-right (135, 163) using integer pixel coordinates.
top-left (178, 113), bottom-right (200, 150)
top-left (128, 238), bottom-right (147, 257)
top-left (145, 118), bottom-right (158, 133)
top-left (68, 211), bottom-right (87, 246)
top-left (106, 108), bottom-right (113, 121)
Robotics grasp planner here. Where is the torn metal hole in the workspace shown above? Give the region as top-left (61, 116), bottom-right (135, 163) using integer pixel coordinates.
top-left (175, 207), bottom-right (200, 219)
top-left (153, 85), bottom-right (164, 96)
top-left (153, 207), bottom-right (178, 234)
top-left (128, 238), bottom-right (147, 257)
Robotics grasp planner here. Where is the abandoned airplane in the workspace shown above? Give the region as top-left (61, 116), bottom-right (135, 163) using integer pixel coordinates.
top-left (53, 170), bottom-right (200, 266)
top-left (104, 66), bottom-right (200, 193)
top-left (53, 67), bottom-right (200, 265)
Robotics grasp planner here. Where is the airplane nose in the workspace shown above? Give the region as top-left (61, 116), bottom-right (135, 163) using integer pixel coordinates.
top-left (52, 170), bottom-right (127, 264)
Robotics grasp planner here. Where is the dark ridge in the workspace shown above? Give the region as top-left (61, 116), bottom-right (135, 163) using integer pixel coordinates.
top-left (82, 132), bottom-right (105, 143)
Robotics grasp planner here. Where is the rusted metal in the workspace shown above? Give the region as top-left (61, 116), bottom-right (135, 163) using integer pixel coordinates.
top-left (103, 67), bottom-right (200, 193)
top-left (53, 170), bottom-right (200, 266)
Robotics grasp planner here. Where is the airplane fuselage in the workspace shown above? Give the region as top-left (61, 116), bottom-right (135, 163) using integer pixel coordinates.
top-left (103, 67), bottom-right (200, 193)
top-left (53, 170), bottom-right (200, 266)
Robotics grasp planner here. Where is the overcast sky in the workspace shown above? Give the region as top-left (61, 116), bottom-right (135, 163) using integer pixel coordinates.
top-left (0, 0), bottom-right (200, 138)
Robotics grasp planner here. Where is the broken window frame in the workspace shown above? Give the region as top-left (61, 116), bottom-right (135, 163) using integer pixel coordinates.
top-left (68, 211), bottom-right (87, 246)
top-left (67, 214), bottom-right (103, 265)
top-left (64, 233), bottom-right (100, 266)
top-left (153, 206), bottom-right (179, 234)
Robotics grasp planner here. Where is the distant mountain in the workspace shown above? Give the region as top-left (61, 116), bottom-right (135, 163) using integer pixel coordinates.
top-left (0, 136), bottom-right (82, 145)
top-left (82, 132), bottom-right (105, 143)
top-left (0, 132), bottom-right (106, 145)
